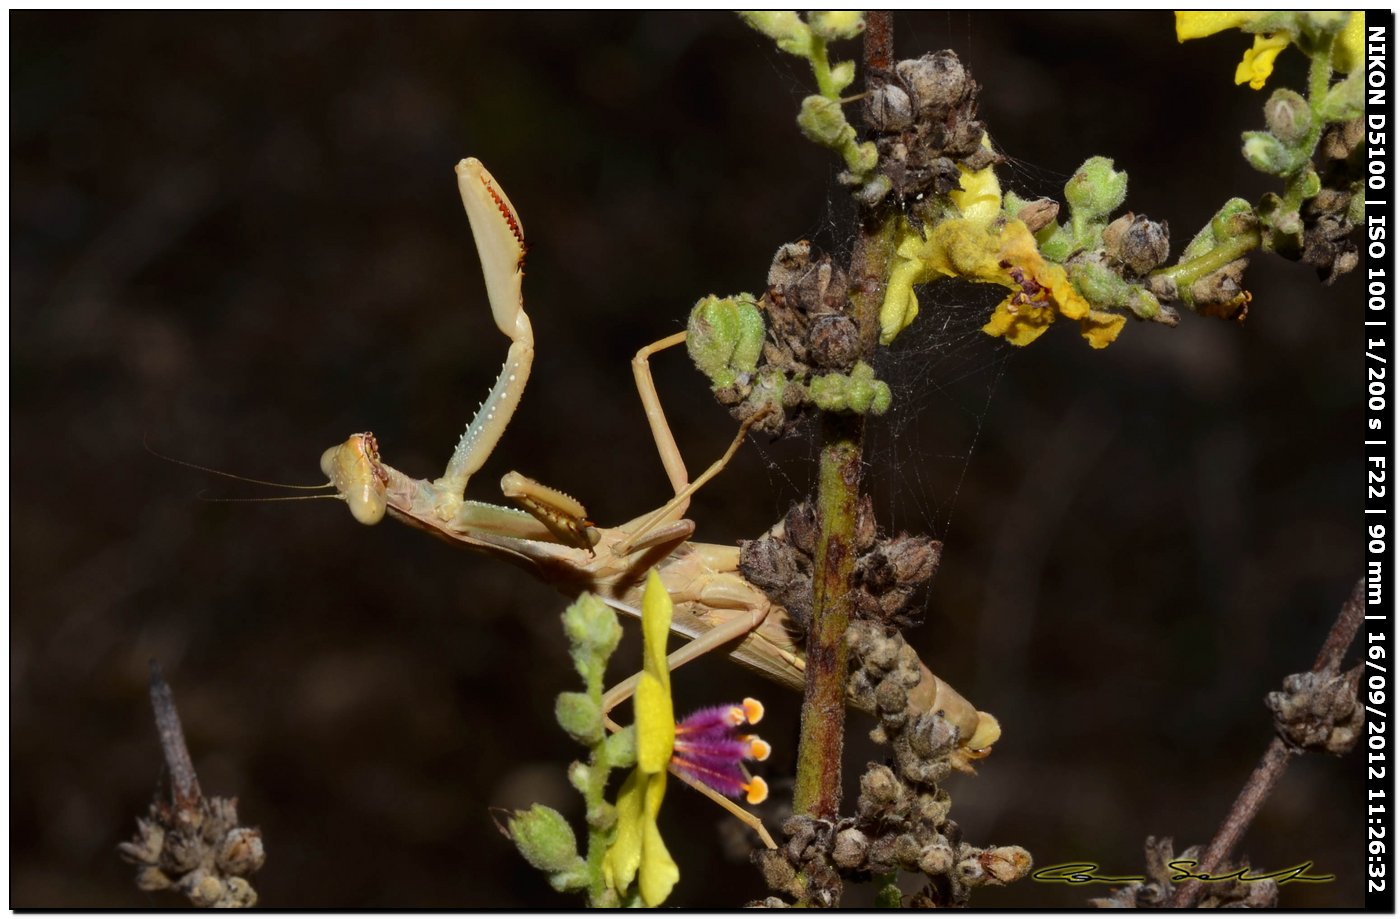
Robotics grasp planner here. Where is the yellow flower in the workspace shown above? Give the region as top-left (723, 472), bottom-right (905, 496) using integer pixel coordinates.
top-left (601, 571), bottom-right (679, 907)
top-left (881, 215), bottom-right (1124, 349)
top-left (1234, 31), bottom-right (1289, 89)
top-left (1332, 12), bottom-right (1365, 74)
top-left (948, 146), bottom-right (1003, 224)
top-left (1175, 11), bottom-right (1293, 90)
top-left (1174, 11), bottom-right (1259, 42)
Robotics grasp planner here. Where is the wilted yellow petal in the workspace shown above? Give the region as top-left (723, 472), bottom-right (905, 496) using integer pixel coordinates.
top-left (879, 260), bottom-right (923, 345)
top-left (982, 298), bottom-right (1055, 346)
top-left (1079, 310), bottom-right (1127, 348)
top-left (949, 158), bottom-right (1003, 224)
top-left (1235, 32), bottom-right (1289, 89)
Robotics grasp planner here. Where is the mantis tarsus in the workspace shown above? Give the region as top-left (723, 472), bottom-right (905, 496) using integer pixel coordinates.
top-left (319, 158), bottom-right (1001, 846)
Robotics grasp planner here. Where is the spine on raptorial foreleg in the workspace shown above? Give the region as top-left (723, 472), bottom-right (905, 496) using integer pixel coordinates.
top-left (437, 159), bottom-right (536, 499)
top-left (439, 336), bottom-right (535, 495)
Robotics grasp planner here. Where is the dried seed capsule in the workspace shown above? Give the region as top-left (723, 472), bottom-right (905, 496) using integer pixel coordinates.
top-left (216, 827), bottom-right (266, 876)
top-left (160, 829), bottom-right (202, 874)
top-left (1103, 214), bottom-right (1170, 275)
top-left (1015, 197), bottom-right (1060, 234)
top-left (895, 52), bottom-right (969, 114)
top-left (832, 828), bottom-right (869, 870)
top-left (867, 82), bottom-right (914, 133)
top-left (914, 789), bottom-right (952, 827)
top-left (919, 839), bottom-right (955, 876)
top-left (807, 315), bottom-right (860, 370)
top-left (182, 871), bottom-right (226, 908)
top-left (982, 846), bottom-right (1033, 884)
top-left (134, 866), bottom-right (173, 892)
top-left (894, 833), bottom-right (923, 869)
top-left (783, 502), bottom-right (819, 557)
top-left (909, 712), bottom-right (959, 760)
top-left (859, 763), bottom-right (901, 811)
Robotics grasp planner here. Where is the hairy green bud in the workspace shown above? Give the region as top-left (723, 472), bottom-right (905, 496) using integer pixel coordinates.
top-left (809, 372), bottom-right (848, 412)
top-left (870, 381), bottom-right (892, 415)
top-left (1242, 130), bottom-right (1294, 177)
top-left (1298, 166), bottom-right (1322, 200)
top-left (807, 11), bottom-right (865, 42)
top-left (809, 363), bottom-right (890, 415)
top-left (508, 804), bottom-right (583, 875)
top-left (561, 593), bottom-right (622, 677)
top-left (1264, 88), bottom-right (1311, 146)
top-left (567, 760), bottom-right (590, 794)
top-left (798, 94), bottom-right (856, 151)
top-left (729, 296), bottom-right (765, 375)
top-left (1064, 156), bottom-right (1127, 220)
top-left (555, 691), bottom-right (603, 745)
top-left (1348, 182), bottom-right (1365, 224)
top-left (738, 11), bottom-right (812, 57)
top-left (585, 801), bottom-right (617, 833)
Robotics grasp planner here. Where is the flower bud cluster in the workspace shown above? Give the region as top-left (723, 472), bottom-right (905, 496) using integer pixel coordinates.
top-left (119, 795), bottom-right (264, 908)
top-left (1297, 117), bottom-right (1363, 284)
top-left (752, 594), bottom-right (1029, 906)
top-left (740, 496), bottom-right (941, 632)
top-left (689, 241), bottom-right (896, 437)
top-left (858, 51), bottom-right (996, 208)
top-left (1266, 665), bottom-right (1363, 755)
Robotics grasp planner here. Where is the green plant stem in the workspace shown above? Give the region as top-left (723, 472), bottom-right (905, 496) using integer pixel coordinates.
top-left (1153, 227), bottom-right (1261, 293)
top-left (1280, 47), bottom-right (1335, 210)
top-left (581, 657), bottom-right (614, 906)
top-left (791, 9), bottom-right (898, 832)
top-left (809, 36), bottom-right (835, 98)
top-left (792, 415), bottom-right (862, 821)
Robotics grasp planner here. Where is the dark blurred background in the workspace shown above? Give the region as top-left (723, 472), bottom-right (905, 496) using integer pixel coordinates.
top-left (12, 12), bottom-right (1364, 907)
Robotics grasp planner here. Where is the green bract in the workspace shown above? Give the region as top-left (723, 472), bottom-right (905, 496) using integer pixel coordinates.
top-left (508, 805), bottom-right (585, 878)
top-left (687, 294), bottom-right (765, 390)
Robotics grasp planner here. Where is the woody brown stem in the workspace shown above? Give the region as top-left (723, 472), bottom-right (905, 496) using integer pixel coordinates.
top-left (790, 15), bottom-right (901, 902)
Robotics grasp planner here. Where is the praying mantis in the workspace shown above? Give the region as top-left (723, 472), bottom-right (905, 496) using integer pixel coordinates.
top-left (318, 158), bottom-right (1001, 840)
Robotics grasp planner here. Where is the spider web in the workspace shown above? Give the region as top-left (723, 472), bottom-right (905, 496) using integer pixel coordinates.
top-left (734, 173), bottom-right (1021, 552)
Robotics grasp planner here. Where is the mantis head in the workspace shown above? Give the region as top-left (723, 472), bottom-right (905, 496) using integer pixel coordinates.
top-left (321, 433), bottom-right (389, 525)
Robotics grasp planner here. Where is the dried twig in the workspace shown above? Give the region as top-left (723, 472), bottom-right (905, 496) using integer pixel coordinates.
top-left (119, 661), bottom-right (265, 908)
top-left (1168, 579), bottom-right (1364, 908)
